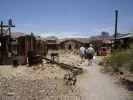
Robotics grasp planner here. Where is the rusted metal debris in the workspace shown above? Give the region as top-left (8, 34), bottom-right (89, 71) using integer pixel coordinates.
top-left (28, 50), bottom-right (43, 66)
top-left (64, 72), bottom-right (77, 86)
top-left (43, 57), bottom-right (83, 76)
top-left (43, 57), bottom-right (83, 86)
top-left (50, 53), bottom-right (59, 63)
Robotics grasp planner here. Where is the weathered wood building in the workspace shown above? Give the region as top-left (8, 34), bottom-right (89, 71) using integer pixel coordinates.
top-left (17, 34), bottom-right (47, 64)
top-left (89, 35), bottom-right (112, 51)
top-left (60, 39), bottom-right (83, 51)
top-left (0, 31), bottom-right (47, 65)
top-left (0, 35), bottom-right (11, 64)
top-left (46, 36), bottom-right (59, 50)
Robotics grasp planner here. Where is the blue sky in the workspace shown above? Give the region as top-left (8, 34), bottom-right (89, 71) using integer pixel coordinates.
top-left (0, 0), bottom-right (133, 38)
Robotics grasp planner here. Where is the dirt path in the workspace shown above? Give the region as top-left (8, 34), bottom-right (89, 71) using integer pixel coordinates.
top-left (0, 53), bottom-right (132, 100)
top-left (77, 59), bottom-right (131, 100)
top-left (60, 53), bottom-right (132, 100)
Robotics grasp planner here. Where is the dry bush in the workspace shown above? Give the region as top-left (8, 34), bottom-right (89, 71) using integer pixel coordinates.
top-left (103, 45), bottom-right (133, 73)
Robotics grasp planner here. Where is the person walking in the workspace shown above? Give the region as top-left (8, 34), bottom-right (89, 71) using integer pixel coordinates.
top-left (86, 44), bottom-right (95, 65)
top-left (79, 46), bottom-right (85, 63)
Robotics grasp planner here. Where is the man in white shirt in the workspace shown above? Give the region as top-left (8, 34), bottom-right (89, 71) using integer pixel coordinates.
top-left (79, 46), bottom-right (85, 63)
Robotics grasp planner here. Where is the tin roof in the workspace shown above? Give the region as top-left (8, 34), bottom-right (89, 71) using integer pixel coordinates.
top-left (116, 33), bottom-right (133, 39)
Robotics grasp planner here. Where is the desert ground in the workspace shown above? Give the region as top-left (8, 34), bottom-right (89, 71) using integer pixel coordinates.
top-left (0, 51), bottom-right (132, 100)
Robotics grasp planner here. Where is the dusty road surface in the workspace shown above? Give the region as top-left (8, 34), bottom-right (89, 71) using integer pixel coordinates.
top-left (77, 61), bottom-right (131, 100)
top-left (0, 63), bottom-right (81, 100)
top-left (0, 52), bottom-right (132, 100)
top-left (60, 53), bottom-right (132, 100)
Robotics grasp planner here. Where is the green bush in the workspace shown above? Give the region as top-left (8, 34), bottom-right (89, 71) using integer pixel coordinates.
top-left (105, 46), bottom-right (133, 73)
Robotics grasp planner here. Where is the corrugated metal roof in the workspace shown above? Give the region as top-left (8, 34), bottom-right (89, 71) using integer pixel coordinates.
top-left (116, 33), bottom-right (133, 39)
top-left (120, 34), bottom-right (133, 39)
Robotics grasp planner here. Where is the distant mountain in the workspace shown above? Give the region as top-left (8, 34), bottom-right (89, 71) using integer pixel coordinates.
top-left (45, 36), bottom-right (58, 40)
top-left (60, 37), bottom-right (90, 43)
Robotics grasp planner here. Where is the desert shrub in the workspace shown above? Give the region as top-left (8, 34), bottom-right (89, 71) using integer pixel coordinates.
top-left (127, 60), bottom-right (133, 72)
top-left (105, 45), bottom-right (133, 73)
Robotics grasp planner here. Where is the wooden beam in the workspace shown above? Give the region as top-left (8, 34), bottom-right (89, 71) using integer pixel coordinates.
top-left (43, 57), bottom-right (83, 75)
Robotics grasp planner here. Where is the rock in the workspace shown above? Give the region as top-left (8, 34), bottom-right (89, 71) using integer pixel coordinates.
top-left (6, 92), bottom-right (15, 96)
top-left (55, 76), bottom-right (57, 79)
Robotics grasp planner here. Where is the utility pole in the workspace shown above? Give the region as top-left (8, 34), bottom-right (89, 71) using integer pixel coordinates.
top-left (0, 21), bottom-right (4, 36)
top-left (0, 19), bottom-right (15, 36)
top-left (114, 10), bottom-right (118, 46)
top-left (0, 19), bottom-right (15, 64)
top-left (8, 19), bottom-right (15, 37)
top-left (8, 19), bottom-right (15, 53)
top-left (30, 32), bottom-right (34, 51)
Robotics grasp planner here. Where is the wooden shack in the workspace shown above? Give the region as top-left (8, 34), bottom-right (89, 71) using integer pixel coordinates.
top-left (35, 36), bottom-right (47, 56)
top-left (17, 34), bottom-right (47, 65)
top-left (17, 35), bottom-right (36, 64)
top-left (0, 36), bottom-right (19, 65)
top-left (46, 36), bottom-right (59, 50)
top-left (60, 39), bottom-right (84, 51)
top-left (0, 35), bottom-right (11, 64)
top-left (90, 35), bottom-right (112, 49)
